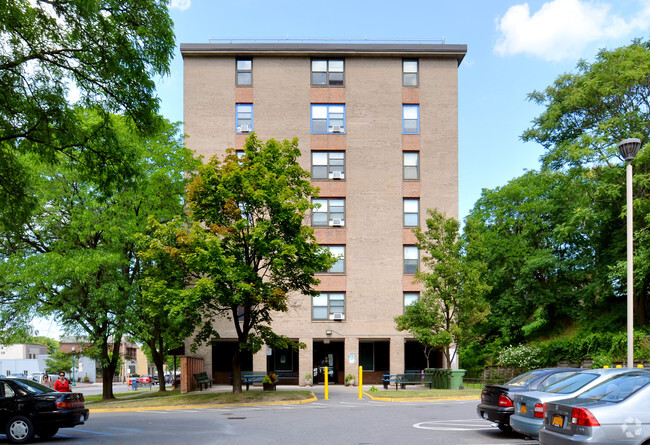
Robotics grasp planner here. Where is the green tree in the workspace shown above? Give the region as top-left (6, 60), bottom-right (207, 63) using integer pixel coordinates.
top-left (45, 351), bottom-right (73, 375)
top-left (184, 135), bottom-right (334, 394)
top-left (134, 218), bottom-right (203, 392)
top-left (0, 0), bottom-right (175, 227)
top-left (395, 209), bottom-right (490, 369)
top-left (523, 38), bottom-right (650, 327)
top-left (0, 115), bottom-right (196, 400)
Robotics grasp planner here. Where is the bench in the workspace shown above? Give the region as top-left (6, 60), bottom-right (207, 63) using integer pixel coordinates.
top-left (382, 373), bottom-right (433, 390)
top-left (275, 372), bottom-right (298, 383)
top-left (241, 372), bottom-right (266, 391)
top-left (193, 372), bottom-right (214, 391)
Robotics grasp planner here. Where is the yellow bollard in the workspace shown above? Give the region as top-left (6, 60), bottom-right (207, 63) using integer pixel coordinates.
top-left (358, 366), bottom-right (363, 399)
top-left (324, 366), bottom-right (328, 400)
top-left (638, 364), bottom-right (644, 368)
top-left (616, 365), bottom-right (622, 368)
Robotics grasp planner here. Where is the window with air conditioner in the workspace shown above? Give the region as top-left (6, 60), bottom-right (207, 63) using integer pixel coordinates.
top-left (312, 292), bottom-right (345, 320)
top-left (403, 104), bottom-right (419, 134)
top-left (236, 104), bottom-right (253, 133)
top-left (311, 59), bottom-right (344, 86)
top-left (312, 198), bottom-right (345, 227)
top-left (312, 151), bottom-right (345, 180)
top-left (311, 104), bottom-right (345, 134)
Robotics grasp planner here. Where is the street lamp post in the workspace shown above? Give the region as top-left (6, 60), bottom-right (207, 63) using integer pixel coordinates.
top-left (71, 346), bottom-right (76, 386)
top-left (618, 138), bottom-right (642, 369)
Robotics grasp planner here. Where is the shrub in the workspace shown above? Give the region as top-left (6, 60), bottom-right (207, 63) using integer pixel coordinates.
top-left (498, 344), bottom-right (543, 370)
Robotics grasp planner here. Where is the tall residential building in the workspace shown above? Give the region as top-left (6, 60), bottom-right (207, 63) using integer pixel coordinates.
top-left (181, 41), bottom-right (466, 385)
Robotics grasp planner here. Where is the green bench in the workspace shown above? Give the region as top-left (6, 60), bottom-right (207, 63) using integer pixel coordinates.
top-left (193, 372), bottom-right (214, 391)
top-left (382, 373), bottom-right (434, 390)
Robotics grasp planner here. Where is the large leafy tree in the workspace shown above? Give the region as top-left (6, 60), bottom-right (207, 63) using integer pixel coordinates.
top-left (523, 38), bottom-right (650, 327)
top-left (134, 218), bottom-right (204, 392)
top-left (0, 0), bottom-right (175, 227)
top-left (184, 135), bottom-right (334, 394)
top-left (395, 209), bottom-right (490, 369)
top-left (0, 115), bottom-right (197, 399)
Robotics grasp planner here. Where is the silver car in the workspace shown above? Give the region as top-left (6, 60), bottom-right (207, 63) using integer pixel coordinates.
top-left (511, 368), bottom-right (632, 438)
top-left (538, 370), bottom-right (650, 444)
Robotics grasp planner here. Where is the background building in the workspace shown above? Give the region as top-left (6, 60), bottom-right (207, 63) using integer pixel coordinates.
top-left (181, 41), bottom-right (466, 385)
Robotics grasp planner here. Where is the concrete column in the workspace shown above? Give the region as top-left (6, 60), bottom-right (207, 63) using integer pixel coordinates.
top-left (253, 348), bottom-right (267, 373)
top-left (344, 337), bottom-right (359, 384)
top-left (390, 337), bottom-right (405, 374)
top-left (299, 339), bottom-right (313, 386)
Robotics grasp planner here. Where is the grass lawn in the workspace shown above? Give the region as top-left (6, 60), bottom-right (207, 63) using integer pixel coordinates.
top-left (365, 388), bottom-right (481, 399)
top-left (86, 389), bottom-right (315, 410)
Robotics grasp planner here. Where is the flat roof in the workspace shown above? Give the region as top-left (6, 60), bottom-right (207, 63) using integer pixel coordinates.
top-left (180, 41), bottom-right (467, 65)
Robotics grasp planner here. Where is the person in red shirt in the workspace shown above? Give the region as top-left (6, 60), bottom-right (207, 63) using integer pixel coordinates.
top-left (54, 372), bottom-right (71, 392)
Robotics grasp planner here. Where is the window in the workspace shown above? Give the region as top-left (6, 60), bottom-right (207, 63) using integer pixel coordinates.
top-left (403, 105), bottom-right (419, 134)
top-left (236, 104), bottom-right (253, 133)
top-left (403, 152), bottom-right (419, 180)
top-left (311, 104), bottom-right (345, 133)
top-left (313, 198), bottom-right (345, 226)
top-left (404, 292), bottom-right (419, 312)
top-left (312, 292), bottom-right (345, 320)
top-left (311, 59), bottom-right (344, 86)
top-left (403, 59), bottom-right (418, 86)
top-left (404, 199), bottom-right (419, 227)
top-left (236, 59), bottom-right (252, 86)
top-left (312, 151), bottom-right (345, 179)
top-left (320, 245), bottom-right (345, 273)
top-left (404, 246), bottom-right (418, 274)
top-left (1, 382), bottom-right (14, 398)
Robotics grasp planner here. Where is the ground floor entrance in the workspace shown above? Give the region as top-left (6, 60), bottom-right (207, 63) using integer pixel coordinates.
top-left (208, 337), bottom-right (443, 386)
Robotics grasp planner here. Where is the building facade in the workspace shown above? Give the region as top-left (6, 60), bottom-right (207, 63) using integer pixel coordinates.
top-left (181, 41), bottom-right (466, 385)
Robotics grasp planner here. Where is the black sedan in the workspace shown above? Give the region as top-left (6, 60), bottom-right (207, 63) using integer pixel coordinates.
top-left (0, 377), bottom-right (89, 443)
top-left (477, 368), bottom-right (581, 432)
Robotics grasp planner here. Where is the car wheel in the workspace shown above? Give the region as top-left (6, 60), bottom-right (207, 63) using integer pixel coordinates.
top-left (497, 423), bottom-right (512, 433)
top-left (37, 426), bottom-right (59, 439)
top-left (6, 416), bottom-right (35, 444)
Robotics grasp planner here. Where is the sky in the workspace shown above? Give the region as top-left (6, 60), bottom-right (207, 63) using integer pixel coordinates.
top-left (30, 0), bottom-right (650, 339)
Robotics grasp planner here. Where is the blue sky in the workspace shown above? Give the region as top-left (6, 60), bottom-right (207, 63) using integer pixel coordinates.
top-left (31, 0), bottom-right (650, 339)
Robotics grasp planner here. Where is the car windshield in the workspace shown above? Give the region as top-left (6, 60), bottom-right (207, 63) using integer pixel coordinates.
top-left (543, 372), bottom-right (598, 394)
top-left (577, 372), bottom-right (650, 402)
top-left (12, 378), bottom-right (58, 394)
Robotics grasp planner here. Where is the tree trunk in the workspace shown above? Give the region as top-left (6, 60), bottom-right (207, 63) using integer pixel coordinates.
top-left (232, 350), bottom-right (242, 395)
top-left (147, 337), bottom-right (167, 392)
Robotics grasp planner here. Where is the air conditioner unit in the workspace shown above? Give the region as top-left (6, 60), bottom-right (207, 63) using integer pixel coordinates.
top-left (239, 124), bottom-right (251, 133)
top-left (329, 219), bottom-right (344, 227)
top-left (330, 313), bottom-right (345, 321)
top-left (330, 125), bottom-right (343, 133)
top-left (329, 171), bottom-right (344, 180)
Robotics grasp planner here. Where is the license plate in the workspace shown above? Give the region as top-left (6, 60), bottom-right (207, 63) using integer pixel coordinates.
top-left (552, 415), bottom-right (564, 428)
top-left (520, 404), bottom-right (527, 414)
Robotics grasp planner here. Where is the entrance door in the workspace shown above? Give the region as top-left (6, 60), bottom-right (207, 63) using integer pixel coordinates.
top-left (312, 341), bottom-right (344, 384)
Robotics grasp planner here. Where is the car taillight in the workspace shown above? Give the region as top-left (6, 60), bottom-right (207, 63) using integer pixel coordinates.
top-left (571, 407), bottom-right (600, 427)
top-left (498, 395), bottom-right (513, 407)
top-left (57, 401), bottom-right (72, 408)
top-left (534, 403), bottom-right (544, 418)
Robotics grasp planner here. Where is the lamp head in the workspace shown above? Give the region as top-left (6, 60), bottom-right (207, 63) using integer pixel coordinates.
top-left (618, 138), bottom-right (642, 162)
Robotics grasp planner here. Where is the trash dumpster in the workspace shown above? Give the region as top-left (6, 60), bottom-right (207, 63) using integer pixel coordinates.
top-left (449, 369), bottom-right (466, 389)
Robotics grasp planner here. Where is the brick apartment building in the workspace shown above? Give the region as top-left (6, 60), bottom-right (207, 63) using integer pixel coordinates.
top-left (181, 40), bottom-right (466, 385)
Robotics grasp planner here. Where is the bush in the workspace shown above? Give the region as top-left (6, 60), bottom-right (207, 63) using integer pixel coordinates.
top-left (498, 344), bottom-right (543, 370)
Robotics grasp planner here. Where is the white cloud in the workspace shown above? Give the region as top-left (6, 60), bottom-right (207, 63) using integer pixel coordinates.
top-left (170, 0), bottom-right (191, 11)
top-left (494, 0), bottom-right (650, 61)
